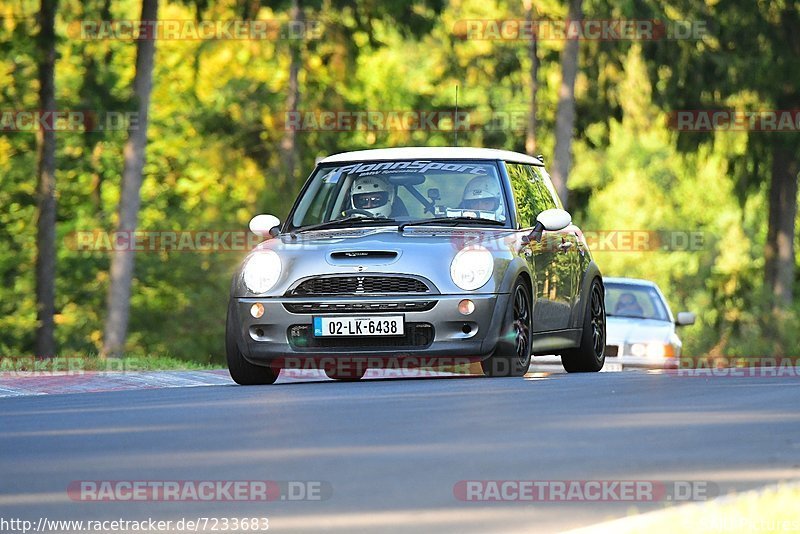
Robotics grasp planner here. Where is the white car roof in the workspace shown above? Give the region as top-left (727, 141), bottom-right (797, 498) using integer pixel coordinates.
top-left (319, 147), bottom-right (544, 166)
top-left (603, 277), bottom-right (659, 287)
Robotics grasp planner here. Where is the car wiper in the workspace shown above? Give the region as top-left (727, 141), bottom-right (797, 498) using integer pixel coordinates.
top-left (295, 216), bottom-right (396, 233)
top-left (399, 217), bottom-right (505, 231)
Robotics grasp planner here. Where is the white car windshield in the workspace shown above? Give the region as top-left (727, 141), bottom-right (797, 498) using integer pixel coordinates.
top-left (290, 160), bottom-right (508, 230)
top-left (605, 283), bottom-right (670, 321)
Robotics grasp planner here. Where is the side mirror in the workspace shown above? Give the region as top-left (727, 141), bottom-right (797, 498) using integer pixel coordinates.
top-left (522, 209), bottom-right (572, 244)
top-left (249, 214), bottom-right (281, 238)
top-left (536, 208), bottom-right (572, 231)
top-left (676, 312), bottom-right (696, 326)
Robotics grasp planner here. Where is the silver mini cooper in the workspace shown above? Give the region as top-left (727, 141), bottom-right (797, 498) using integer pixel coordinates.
top-left (226, 147), bottom-right (606, 384)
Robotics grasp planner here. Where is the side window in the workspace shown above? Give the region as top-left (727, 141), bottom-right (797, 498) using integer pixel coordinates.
top-left (293, 168), bottom-right (345, 226)
top-left (527, 166), bottom-right (558, 216)
top-left (306, 182), bottom-right (338, 222)
top-left (506, 163), bottom-right (537, 228)
top-left (506, 163), bottom-right (557, 228)
top-left (534, 166), bottom-right (563, 209)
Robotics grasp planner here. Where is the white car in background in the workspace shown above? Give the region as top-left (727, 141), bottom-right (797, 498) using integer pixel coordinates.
top-left (603, 277), bottom-right (695, 369)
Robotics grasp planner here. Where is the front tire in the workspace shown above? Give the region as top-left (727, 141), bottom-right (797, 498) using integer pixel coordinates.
top-left (481, 279), bottom-right (533, 377)
top-left (561, 278), bottom-right (606, 373)
top-left (226, 302), bottom-right (280, 385)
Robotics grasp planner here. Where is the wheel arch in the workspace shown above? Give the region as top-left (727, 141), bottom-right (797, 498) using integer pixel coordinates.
top-left (571, 260), bottom-right (604, 329)
top-left (497, 256), bottom-right (535, 296)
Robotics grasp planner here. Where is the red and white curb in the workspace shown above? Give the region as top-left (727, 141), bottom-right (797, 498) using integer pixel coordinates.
top-left (0, 367), bottom-right (480, 398)
top-left (0, 370), bottom-right (235, 397)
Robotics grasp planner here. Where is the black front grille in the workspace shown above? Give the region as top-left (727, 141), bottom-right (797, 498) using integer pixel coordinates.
top-left (605, 345), bottom-right (619, 357)
top-left (290, 276), bottom-right (430, 296)
top-left (283, 301), bottom-right (436, 314)
top-left (288, 323), bottom-right (434, 350)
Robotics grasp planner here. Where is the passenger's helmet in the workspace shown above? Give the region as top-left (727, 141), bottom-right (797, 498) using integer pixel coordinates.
top-left (350, 176), bottom-right (394, 218)
top-left (461, 176), bottom-right (503, 218)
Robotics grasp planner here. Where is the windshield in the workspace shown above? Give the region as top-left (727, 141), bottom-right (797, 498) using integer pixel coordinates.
top-left (604, 283), bottom-right (671, 321)
top-left (289, 160), bottom-right (509, 230)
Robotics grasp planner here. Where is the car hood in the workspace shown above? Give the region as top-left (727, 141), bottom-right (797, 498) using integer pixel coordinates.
top-left (234, 226), bottom-right (519, 297)
top-left (605, 316), bottom-right (675, 345)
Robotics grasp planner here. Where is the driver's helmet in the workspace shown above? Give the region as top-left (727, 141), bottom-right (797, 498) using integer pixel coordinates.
top-left (350, 176), bottom-right (394, 218)
top-left (461, 176), bottom-right (503, 219)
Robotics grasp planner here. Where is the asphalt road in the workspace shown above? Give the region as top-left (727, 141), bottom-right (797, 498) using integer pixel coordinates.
top-left (1, 370), bottom-right (799, 533)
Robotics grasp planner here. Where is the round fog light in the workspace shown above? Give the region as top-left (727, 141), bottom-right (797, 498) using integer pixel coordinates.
top-left (458, 299), bottom-right (475, 315)
top-left (250, 302), bottom-right (265, 319)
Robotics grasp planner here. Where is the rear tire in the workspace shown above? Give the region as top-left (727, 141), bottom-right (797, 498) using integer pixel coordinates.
top-left (481, 279), bottom-right (533, 377)
top-left (226, 302), bottom-right (280, 385)
top-left (561, 278), bottom-right (606, 373)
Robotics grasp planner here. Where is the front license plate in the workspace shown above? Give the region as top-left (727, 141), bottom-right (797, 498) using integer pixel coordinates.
top-left (313, 316), bottom-right (404, 337)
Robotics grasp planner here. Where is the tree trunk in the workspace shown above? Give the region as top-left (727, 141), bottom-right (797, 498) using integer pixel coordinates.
top-left (764, 145), bottom-right (798, 310)
top-left (34, 0), bottom-right (58, 358)
top-left (550, 0), bottom-right (583, 208)
top-left (279, 0), bottom-right (302, 195)
top-left (101, 0), bottom-right (159, 358)
top-left (765, 16), bottom-right (799, 313)
top-left (524, 0), bottom-right (538, 156)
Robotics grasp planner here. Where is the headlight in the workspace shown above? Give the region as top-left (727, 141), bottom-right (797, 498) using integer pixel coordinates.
top-left (630, 342), bottom-right (674, 359)
top-left (242, 250), bottom-right (282, 294)
top-left (450, 246), bottom-right (494, 291)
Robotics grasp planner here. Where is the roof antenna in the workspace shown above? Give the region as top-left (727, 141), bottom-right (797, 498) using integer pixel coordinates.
top-left (454, 85), bottom-right (459, 147)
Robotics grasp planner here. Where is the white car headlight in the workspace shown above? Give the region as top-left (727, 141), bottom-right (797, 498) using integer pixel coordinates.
top-left (242, 250), bottom-right (282, 294)
top-left (450, 246), bottom-right (494, 291)
top-left (630, 342), bottom-right (673, 359)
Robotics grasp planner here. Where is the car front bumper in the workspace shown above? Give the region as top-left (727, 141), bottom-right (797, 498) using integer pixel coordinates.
top-left (606, 356), bottom-right (679, 369)
top-left (230, 293), bottom-right (510, 367)
top-left (604, 342), bottom-right (681, 369)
